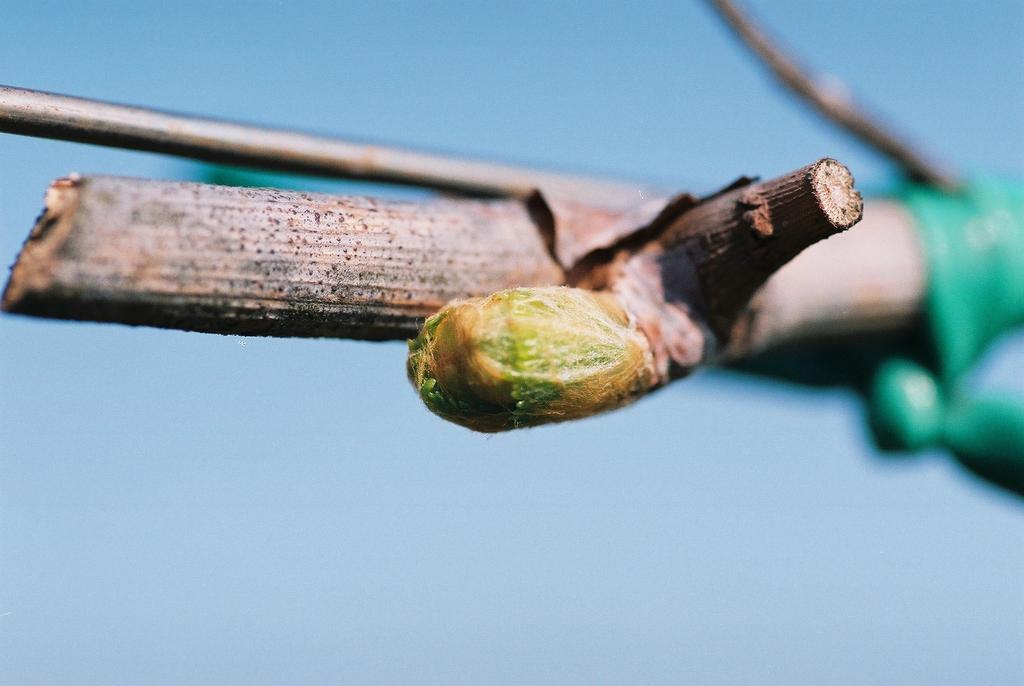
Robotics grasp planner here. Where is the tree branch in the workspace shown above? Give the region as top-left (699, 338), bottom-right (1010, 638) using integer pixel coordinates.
top-left (2, 160), bottom-right (889, 373)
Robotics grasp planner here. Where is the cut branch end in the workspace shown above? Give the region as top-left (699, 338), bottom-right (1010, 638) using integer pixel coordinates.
top-left (809, 157), bottom-right (863, 229)
top-left (640, 158), bottom-right (863, 350)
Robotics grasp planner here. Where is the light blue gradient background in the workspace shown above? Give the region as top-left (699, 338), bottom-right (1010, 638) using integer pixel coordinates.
top-left (2, 1), bottom-right (1022, 684)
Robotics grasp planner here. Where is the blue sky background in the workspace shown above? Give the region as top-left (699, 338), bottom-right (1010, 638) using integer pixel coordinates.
top-left (2, 1), bottom-right (1022, 684)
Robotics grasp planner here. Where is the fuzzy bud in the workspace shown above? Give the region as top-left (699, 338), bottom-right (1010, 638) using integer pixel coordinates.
top-left (407, 286), bottom-right (656, 432)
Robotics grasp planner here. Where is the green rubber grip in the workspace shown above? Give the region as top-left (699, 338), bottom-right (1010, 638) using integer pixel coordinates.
top-left (944, 393), bottom-right (1024, 496)
top-left (867, 176), bottom-right (1024, 495)
top-left (899, 177), bottom-right (1024, 382)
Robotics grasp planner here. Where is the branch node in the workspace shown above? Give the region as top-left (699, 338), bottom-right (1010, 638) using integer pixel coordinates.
top-left (740, 190), bottom-right (773, 237)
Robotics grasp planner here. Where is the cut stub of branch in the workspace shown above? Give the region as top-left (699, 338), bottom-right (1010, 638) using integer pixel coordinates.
top-left (2, 176), bottom-right (563, 339)
top-left (599, 158), bottom-right (863, 381)
top-left (667, 158), bottom-right (862, 337)
top-left (726, 198), bottom-right (924, 359)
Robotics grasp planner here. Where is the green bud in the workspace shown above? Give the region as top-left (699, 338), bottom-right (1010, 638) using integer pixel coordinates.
top-left (407, 287), bottom-right (655, 432)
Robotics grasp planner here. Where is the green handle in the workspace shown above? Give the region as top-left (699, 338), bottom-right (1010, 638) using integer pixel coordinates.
top-left (899, 177), bottom-right (1024, 382)
top-left (869, 359), bottom-right (1024, 496)
top-left (944, 394), bottom-right (1024, 497)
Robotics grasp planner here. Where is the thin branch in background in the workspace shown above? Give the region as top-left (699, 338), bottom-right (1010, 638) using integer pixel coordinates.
top-left (708, 0), bottom-right (958, 190)
top-left (0, 85), bottom-right (653, 208)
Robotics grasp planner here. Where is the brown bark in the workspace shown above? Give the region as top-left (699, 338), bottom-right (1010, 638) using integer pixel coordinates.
top-left (2, 176), bottom-right (563, 339)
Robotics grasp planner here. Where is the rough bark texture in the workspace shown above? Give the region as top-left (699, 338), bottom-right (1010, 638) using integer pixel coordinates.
top-left (2, 176), bottom-right (563, 339)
